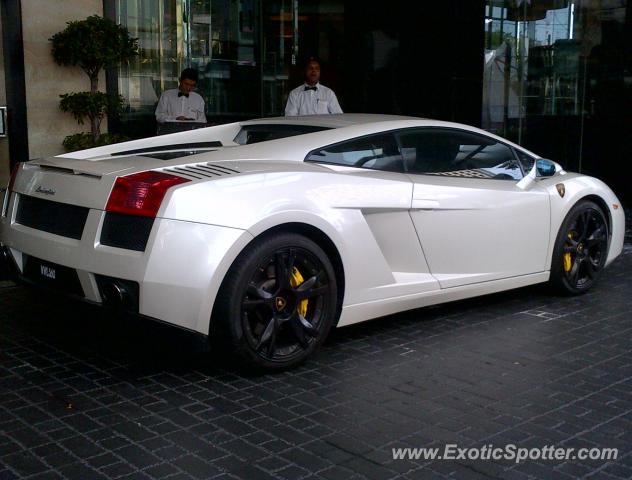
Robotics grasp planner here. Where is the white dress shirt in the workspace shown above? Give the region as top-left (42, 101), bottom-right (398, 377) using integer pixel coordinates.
top-left (285, 83), bottom-right (343, 116)
top-left (155, 89), bottom-right (207, 123)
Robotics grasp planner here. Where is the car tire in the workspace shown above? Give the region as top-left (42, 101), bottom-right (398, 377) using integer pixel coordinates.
top-left (550, 200), bottom-right (609, 295)
top-left (213, 232), bottom-right (338, 371)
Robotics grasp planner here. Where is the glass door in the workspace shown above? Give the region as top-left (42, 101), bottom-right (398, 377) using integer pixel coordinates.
top-left (116, 0), bottom-right (184, 137)
top-left (261, 0), bottom-right (299, 116)
top-left (185, 0), bottom-right (259, 119)
top-left (260, 0), bottom-right (345, 116)
top-left (187, 0), bottom-right (305, 118)
top-left (115, 0), bottom-right (344, 134)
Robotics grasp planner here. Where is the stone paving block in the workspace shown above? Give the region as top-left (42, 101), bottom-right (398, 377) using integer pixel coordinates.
top-left (1, 251), bottom-right (631, 479)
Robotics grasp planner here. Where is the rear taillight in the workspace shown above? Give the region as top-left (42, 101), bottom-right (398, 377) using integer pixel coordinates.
top-left (7, 162), bottom-right (21, 193)
top-left (106, 171), bottom-right (190, 218)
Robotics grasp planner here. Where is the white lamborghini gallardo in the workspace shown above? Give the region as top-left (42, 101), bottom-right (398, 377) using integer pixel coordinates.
top-left (0, 115), bottom-right (625, 369)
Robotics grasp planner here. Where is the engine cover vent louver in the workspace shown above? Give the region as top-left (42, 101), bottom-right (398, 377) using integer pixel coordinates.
top-left (162, 163), bottom-right (240, 180)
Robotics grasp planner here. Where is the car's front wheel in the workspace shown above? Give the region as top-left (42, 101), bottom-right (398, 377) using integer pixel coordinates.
top-left (550, 200), bottom-right (609, 295)
top-left (214, 233), bottom-right (338, 370)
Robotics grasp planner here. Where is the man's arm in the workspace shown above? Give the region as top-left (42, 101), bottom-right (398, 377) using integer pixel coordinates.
top-left (155, 92), bottom-right (172, 123)
top-left (195, 108), bottom-right (207, 122)
top-left (285, 90), bottom-right (299, 116)
top-left (328, 90), bottom-right (343, 114)
top-left (195, 110), bottom-right (207, 122)
top-left (194, 95), bottom-right (207, 122)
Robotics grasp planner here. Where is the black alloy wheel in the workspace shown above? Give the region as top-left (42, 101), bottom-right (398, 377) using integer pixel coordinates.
top-left (550, 200), bottom-right (609, 295)
top-left (214, 233), bottom-right (337, 370)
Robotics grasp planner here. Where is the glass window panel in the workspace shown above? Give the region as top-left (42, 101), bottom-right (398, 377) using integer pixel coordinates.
top-left (306, 133), bottom-right (403, 172)
top-left (482, 0), bottom-right (582, 143)
top-left (482, 0), bottom-right (630, 207)
top-left (115, 0), bottom-right (345, 136)
top-left (398, 129), bottom-right (522, 180)
top-left (515, 149), bottom-right (536, 173)
top-left (116, 0), bottom-right (184, 138)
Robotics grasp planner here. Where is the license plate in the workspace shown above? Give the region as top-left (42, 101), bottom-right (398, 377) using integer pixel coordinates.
top-left (23, 256), bottom-right (83, 296)
top-left (40, 264), bottom-right (56, 280)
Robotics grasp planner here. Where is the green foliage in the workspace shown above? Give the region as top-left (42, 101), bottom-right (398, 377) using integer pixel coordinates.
top-left (50, 15), bottom-right (138, 147)
top-left (63, 132), bottom-right (129, 153)
top-left (59, 92), bottom-right (124, 125)
top-left (50, 15), bottom-right (138, 82)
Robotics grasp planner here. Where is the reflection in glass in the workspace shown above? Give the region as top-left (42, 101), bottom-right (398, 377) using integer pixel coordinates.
top-left (483, 0), bottom-right (578, 141)
top-left (115, 0), bottom-right (344, 137)
top-left (482, 0), bottom-right (630, 205)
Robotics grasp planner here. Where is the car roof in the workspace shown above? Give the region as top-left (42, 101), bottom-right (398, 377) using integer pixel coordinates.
top-left (222, 114), bottom-right (542, 163)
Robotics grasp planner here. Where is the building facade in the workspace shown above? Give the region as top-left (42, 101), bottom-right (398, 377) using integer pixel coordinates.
top-left (482, 0), bottom-right (632, 201)
top-left (2, 0), bottom-right (631, 202)
top-left (1, 0), bottom-right (106, 186)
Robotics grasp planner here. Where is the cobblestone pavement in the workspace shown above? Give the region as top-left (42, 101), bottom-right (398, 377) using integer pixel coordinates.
top-left (1, 246), bottom-right (631, 480)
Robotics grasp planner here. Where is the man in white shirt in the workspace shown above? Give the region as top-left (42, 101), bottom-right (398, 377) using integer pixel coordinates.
top-left (285, 57), bottom-right (343, 116)
top-left (155, 68), bottom-right (207, 124)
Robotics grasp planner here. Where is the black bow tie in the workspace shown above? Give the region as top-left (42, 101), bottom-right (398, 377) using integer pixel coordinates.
top-left (304, 86), bottom-right (317, 91)
top-left (178, 92), bottom-right (189, 98)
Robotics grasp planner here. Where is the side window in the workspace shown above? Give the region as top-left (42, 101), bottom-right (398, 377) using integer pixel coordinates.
top-left (515, 149), bottom-right (536, 174)
top-left (397, 129), bottom-right (524, 180)
top-left (305, 133), bottom-right (404, 172)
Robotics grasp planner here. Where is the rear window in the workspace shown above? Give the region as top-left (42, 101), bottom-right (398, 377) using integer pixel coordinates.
top-left (234, 124), bottom-right (331, 145)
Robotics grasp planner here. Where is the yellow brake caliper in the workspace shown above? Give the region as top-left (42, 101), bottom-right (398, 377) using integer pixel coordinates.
top-left (290, 267), bottom-right (309, 317)
top-left (563, 232), bottom-right (574, 272)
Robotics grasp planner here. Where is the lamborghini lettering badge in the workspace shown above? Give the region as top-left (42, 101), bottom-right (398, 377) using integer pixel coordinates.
top-left (556, 183), bottom-right (565, 198)
top-left (35, 186), bottom-right (56, 196)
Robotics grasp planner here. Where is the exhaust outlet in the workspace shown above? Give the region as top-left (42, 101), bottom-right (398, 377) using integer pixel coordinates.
top-left (101, 282), bottom-right (125, 307)
top-left (96, 275), bottom-right (140, 313)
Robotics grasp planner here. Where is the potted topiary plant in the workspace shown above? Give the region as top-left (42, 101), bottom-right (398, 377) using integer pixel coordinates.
top-left (50, 15), bottom-right (139, 151)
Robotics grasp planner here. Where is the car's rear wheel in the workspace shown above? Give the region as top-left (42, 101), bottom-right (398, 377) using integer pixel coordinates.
top-left (214, 233), bottom-right (337, 370)
top-left (550, 200), bottom-right (609, 295)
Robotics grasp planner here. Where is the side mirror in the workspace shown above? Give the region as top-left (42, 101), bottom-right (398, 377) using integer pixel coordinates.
top-left (536, 159), bottom-right (557, 177)
top-left (517, 158), bottom-right (564, 190)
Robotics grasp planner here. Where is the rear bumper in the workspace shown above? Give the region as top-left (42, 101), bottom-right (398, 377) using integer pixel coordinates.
top-left (0, 206), bottom-right (251, 334)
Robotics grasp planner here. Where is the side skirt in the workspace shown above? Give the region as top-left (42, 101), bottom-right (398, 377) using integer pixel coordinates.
top-left (337, 271), bottom-right (550, 327)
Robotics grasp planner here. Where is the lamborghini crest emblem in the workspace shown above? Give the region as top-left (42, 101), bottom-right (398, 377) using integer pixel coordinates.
top-left (556, 183), bottom-right (565, 198)
top-left (275, 297), bottom-right (287, 311)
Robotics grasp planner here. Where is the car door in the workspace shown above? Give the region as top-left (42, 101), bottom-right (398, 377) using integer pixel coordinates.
top-left (398, 127), bottom-right (550, 288)
top-left (305, 131), bottom-right (441, 300)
